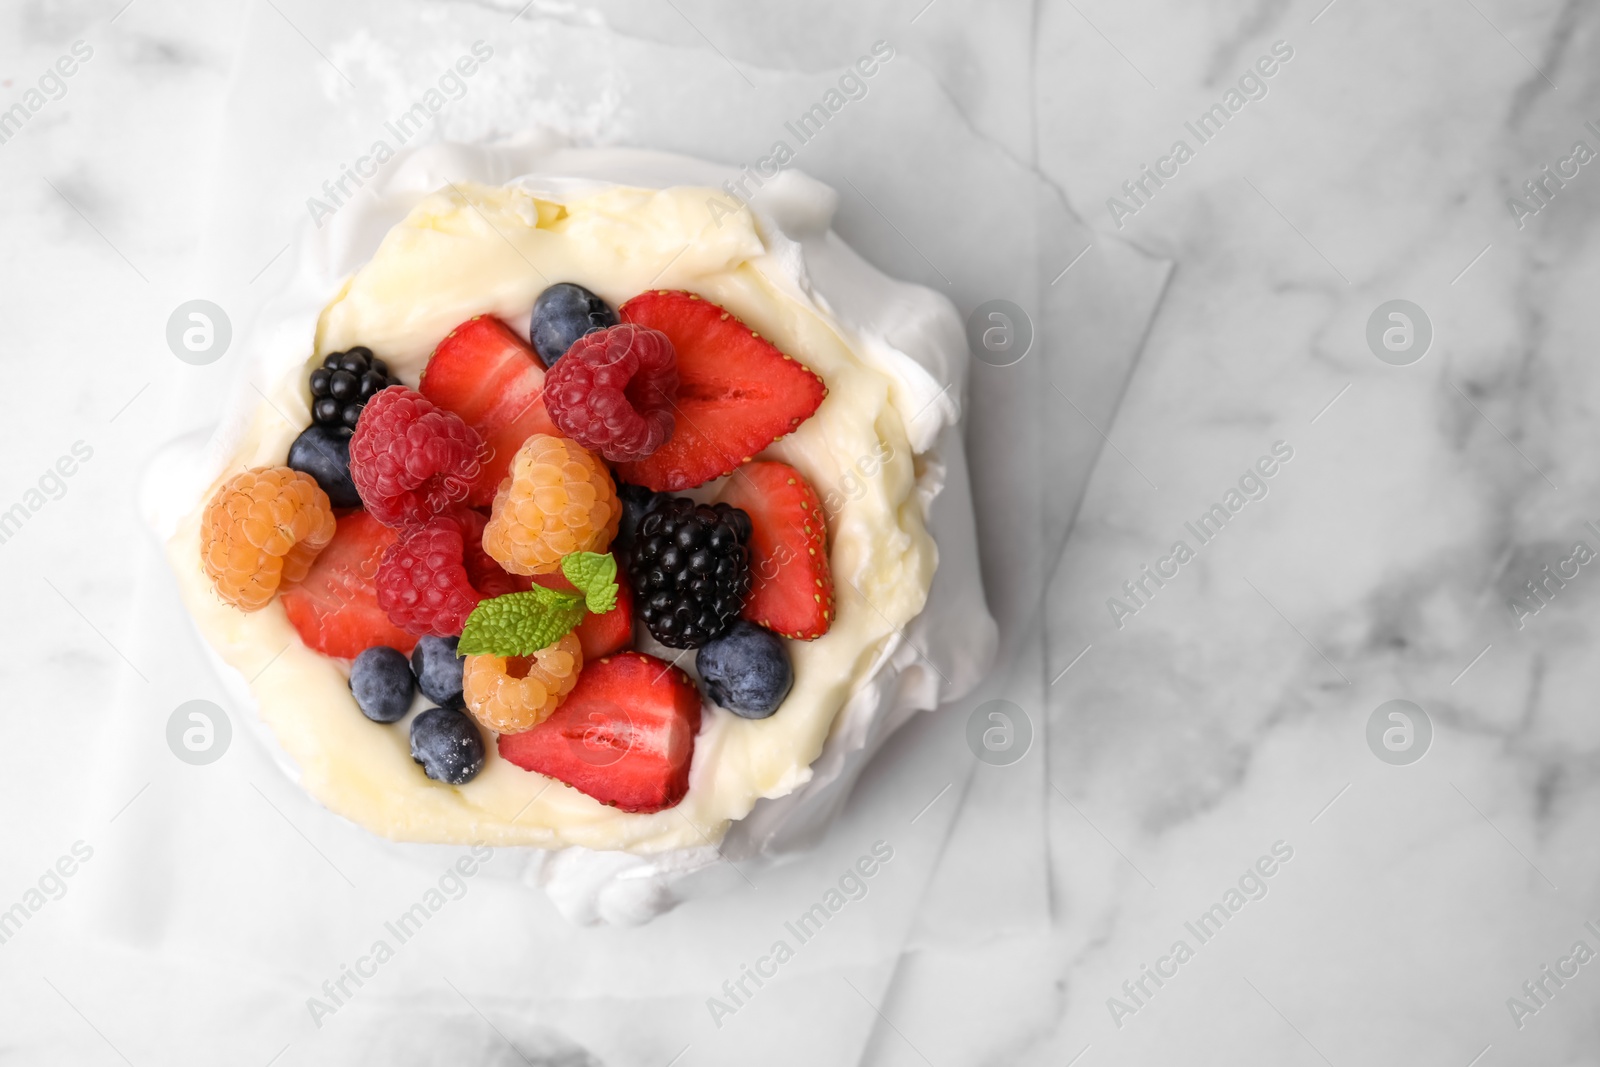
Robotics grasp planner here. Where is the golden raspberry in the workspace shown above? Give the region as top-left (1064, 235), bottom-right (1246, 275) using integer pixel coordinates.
top-left (482, 434), bottom-right (620, 575)
top-left (462, 632), bottom-right (584, 734)
top-left (201, 467), bottom-right (336, 612)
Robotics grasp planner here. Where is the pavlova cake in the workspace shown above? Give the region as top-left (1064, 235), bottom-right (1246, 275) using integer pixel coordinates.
top-left (164, 143), bottom-right (994, 921)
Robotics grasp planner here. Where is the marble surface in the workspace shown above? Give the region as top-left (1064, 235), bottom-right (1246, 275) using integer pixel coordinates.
top-left (3, 0), bottom-right (1599, 1064)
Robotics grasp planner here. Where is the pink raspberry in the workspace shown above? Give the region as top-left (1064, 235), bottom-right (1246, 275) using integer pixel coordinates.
top-left (349, 386), bottom-right (483, 527)
top-left (375, 507), bottom-right (524, 636)
top-left (544, 323), bottom-right (678, 462)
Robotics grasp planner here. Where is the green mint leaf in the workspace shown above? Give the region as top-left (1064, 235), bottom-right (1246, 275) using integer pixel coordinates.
top-left (457, 586), bottom-right (586, 657)
top-left (561, 551), bottom-right (619, 615)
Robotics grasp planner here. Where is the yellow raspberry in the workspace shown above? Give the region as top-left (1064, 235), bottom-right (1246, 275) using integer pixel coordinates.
top-left (462, 632), bottom-right (584, 733)
top-left (482, 434), bottom-right (620, 575)
top-left (201, 467), bottom-right (336, 612)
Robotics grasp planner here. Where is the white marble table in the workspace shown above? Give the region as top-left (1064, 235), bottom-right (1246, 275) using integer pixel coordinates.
top-left (2, 0), bottom-right (1596, 1064)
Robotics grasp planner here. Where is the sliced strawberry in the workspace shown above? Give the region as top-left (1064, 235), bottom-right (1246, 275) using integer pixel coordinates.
top-left (497, 652), bottom-right (702, 813)
top-left (419, 316), bottom-right (562, 506)
top-left (531, 572), bottom-right (635, 660)
top-left (280, 510), bottom-right (418, 658)
top-left (717, 461), bottom-right (834, 640)
top-left (615, 291), bottom-right (826, 491)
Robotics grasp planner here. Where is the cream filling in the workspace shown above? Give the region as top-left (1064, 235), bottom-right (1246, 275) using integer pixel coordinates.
top-left (169, 183), bottom-right (938, 853)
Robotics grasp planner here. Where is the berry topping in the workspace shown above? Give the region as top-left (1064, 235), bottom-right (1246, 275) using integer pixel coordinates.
top-left (615, 290), bottom-right (827, 491)
top-left (543, 323), bottom-right (678, 462)
top-left (375, 507), bottom-right (523, 637)
top-left (411, 635), bottom-right (466, 709)
top-left (482, 434), bottom-right (621, 575)
top-left (419, 316), bottom-right (562, 507)
top-left (201, 467), bottom-right (337, 612)
top-left (532, 570), bottom-right (634, 661)
top-left (627, 497), bottom-right (752, 649)
top-left (348, 386), bottom-right (483, 527)
top-left (717, 461), bottom-right (834, 640)
top-left (309, 346), bottom-right (401, 431)
top-left (696, 620), bottom-right (793, 718)
top-left (280, 510), bottom-right (418, 658)
top-left (287, 424), bottom-right (360, 509)
top-left (349, 646), bottom-right (415, 723)
top-left (497, 651), bottom-right (703, 813)
top-left (410, 706), bottom-right (485, 785)
top-left (462, 632), bottom-right (583, 734)
top-left (530, 282), bottom-right (619, 367)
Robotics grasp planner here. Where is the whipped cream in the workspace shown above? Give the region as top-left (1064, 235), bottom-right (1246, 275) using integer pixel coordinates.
top-left (153, 143), bottom-right (995, 923)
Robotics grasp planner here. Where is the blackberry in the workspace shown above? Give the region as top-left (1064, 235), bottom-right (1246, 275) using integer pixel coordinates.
top-left (309, 346), bottom-right (401, 431)
top-left (628, 498), bottom-right (753, 649)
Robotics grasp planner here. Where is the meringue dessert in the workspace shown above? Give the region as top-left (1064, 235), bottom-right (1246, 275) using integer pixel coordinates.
top-left (165, 145), bottom-right (992, 885)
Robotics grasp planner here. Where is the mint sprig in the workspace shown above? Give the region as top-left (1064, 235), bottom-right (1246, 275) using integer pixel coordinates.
top-left (457, 552), bottom-right (621, 657)
top-left (458, 586), bottom-right (585, 657)
top-left (562, 551), bottom-right (619, 615)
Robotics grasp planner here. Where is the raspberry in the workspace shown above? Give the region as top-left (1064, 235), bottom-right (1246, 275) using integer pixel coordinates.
top-left (482, 434), bottom-right (621, 575)
top-left (543, 324), bottom-right (677, 462)
top-left (462, 633), bottom-right (583, 734)
top-left (202, 467), bottom-right (337, 612)
top-left (628, 498), bottom-right (753, 648)
top-left (375, 507), bottom-right (523, 636)
top-left (348, 386), bottom-right (483, 527)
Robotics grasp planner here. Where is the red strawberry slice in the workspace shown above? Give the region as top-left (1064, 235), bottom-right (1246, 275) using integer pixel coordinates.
top-left (281, 510), bottom-right (418, 658)
top-left (717, 461), bottom-right (834, 640)
top-left (419, 316), bottom-right (562, 506)
top-left (497, 652), bottom-right (702, 813)
top-left (531, 572), bottom-right (635, 661)
top-left (615, 291), bottom-right (826, 491)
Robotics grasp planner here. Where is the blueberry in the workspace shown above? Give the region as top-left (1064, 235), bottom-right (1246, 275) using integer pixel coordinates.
top-left (349, 646), bottom-right (415, 723)
top-left (411, 635), bottom-right (465, 709)
top-left (409, 707), bottom-right (484, 785)
top-left (695, 621), bottom-right (792, 718)
top-left (614, 483), bottom-right (667, 556)
top-left (287, 424), bottom-right (360, 508)
top-left (529, 282), bottom-right (617, 368)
